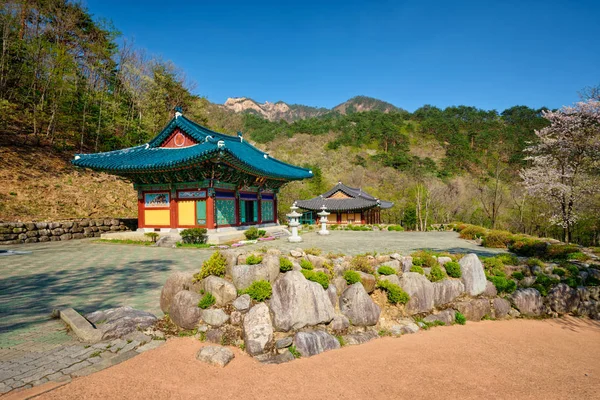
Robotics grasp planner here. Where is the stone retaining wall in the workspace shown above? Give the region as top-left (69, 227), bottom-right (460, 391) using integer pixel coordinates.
top-left (0, 218), bottom-right (137, 245)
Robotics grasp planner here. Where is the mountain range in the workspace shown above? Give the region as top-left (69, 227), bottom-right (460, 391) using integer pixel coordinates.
top-left (222, 95), bottom-right (401, 122)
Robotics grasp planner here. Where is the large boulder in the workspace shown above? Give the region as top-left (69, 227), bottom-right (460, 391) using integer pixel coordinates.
top-left (379, 274), bottom-right (401, 286)
top-left (390, 319), bottom-right (419, 335)
top-left (333, 277), bottom-right (348, 295)
top-left (492, 298), bottom-right (511, 319)
top-left (400, 256), bottom-right (413, 273)
top-left (399, 272), bottom-right (434, 315)
top-left (423, 309), bottom-right (456, 326)
top-left (329, 314), bottom-right (350, 332)
top-left (230, 260), bottom-right (280, 290)
top-left (307, 254), bottom-right (327, 269)
top-left (483, 281), bottom-right (498, 297)
top-left (380, 260), bottom-right (401, 273)
top-left (221, 249), bottom-right (244, 272)
top-left (270, 271), bottom-right (335, 331)
top-left (201, 309), bottom-right (229, 327)
top-left (357, 272), bottom-right (377, 293)
top-left (437, 256), bottom-right (452, 266)
top-left (233, 294), bottom-right (252, 312)
top-left (160, 272), bottom-right (194, 313)
top-left (510, 288), bottom-right (544, 317)
top-left (170, 290), bottom-right (203, 329)
top-left (243, 303), bottom-right (273, 356)
top-left (326, 284), bottom-right (338, 308)
top-left (454, 299), bottom-right (491, 321)
top-left (86, 306), bottom-right (157, 340)
top-left (547, 283), bottom-right (580, 314)
top-left (200, 276), bottom-right (237, 306)
top-left (339, 283), bottom-right (381, 326)
top-left (293, 331), bottom-right (340, 357)
top-left (459, 254), bottom-right (487, 296)
top-left (432, 279), bottom-right (464, 307)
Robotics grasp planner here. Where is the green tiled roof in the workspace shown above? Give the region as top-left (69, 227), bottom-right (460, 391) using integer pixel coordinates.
top-left (71, 115), bottom-right (313, 181)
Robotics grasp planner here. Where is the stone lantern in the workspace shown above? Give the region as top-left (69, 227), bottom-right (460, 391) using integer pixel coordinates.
top-left (287, 202), bottom-right (302, 243)
top-left (317, 205), bottom-right (330, 236)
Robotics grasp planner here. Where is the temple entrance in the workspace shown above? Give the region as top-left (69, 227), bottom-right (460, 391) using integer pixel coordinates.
top-left (240, 200), bottom-right (258, 224)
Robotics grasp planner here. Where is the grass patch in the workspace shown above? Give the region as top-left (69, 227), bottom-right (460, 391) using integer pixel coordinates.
top-left (279, 257), bottom-right (293, 272)
top-left (455, 312), bottom-right (467, 325)
top-left (289, 345), bottom-right (301, 358)
top-left (239, 280), bottom-right (272, 301)
top-left (377, 280), bottom-right (410, 304)
top-left (377, 265), bottom-right (396, 275)
top-left (444, 261), bottom-right (462, 278)
top-left (301, 269), bottom-right (329, 289)
top-left (94, 239), bottom-right (154, 246)
top-left (198, 293), bottom-right (216, 309)
top-left (176, 242), bottom-right (211, 249)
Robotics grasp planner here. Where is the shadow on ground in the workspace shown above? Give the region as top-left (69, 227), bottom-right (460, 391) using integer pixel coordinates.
top-left (0, 259), bottom-right (171, 333)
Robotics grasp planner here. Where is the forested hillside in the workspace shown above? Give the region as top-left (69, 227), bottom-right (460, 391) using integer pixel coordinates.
top-left (0, 1), bottom-right (598, 246)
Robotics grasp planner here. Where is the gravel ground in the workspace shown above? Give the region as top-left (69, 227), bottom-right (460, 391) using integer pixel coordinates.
top-left (21, 316), bottom-right (600, 400)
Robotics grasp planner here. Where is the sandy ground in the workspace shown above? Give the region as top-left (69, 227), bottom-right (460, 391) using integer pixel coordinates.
top-left (15, 317), bottom-right (600, 400)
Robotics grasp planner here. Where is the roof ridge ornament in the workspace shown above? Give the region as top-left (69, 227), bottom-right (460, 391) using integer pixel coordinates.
top-left (217, 140), bottom-right (226, 149)
top-left (174, 106), bottom-right (183, 119)
top-left (237, 131), bottom-right (243, 142)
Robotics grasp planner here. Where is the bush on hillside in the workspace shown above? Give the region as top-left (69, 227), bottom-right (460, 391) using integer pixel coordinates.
top-left (428, 264), bottom-right (446, 282)
top-left (194, 251), bottom-right (227, 281)
top-left (240, 280), bottom-right (272, 301)
top-left (279, 257), bottom-right (293, 272)
top-left (410, 265), bottom-right (424, 275)
top-left (198, 293), bottom-right (215, 309)
top-left (377, 266), bottom-right (396, 275)
top-left (300, 259), bottom-right (314, 270)
top-left (444, 261), bottom-right (462, 278)
top-left (350, 255), bottom-right (374, 274)
top-left (481, 230), bottom-right (512, 248)
top-left (343, 270), bottom-right (361, 285)
top-left (244, 227), bottom-right (260, 240)
top-left (301, 269), bottom-right (329, 289)
top-left (377, 280), bottom-right (410, 304)
top-left (387, 225), bottom-right (404, 231)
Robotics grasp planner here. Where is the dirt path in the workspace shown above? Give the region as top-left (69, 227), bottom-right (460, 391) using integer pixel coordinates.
top-left (19, 317), bottom-right (600, 400)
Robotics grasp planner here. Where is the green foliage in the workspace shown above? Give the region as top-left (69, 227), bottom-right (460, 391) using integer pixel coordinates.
top-left (546, 244), bottom-right (581, 261)
top-left (455, 312), bottom-right (467, 325)
top-left (526, 258), bottom-right (544, 268)
top-left (428, 264), bottom-right (446, 282)
top-left (511, 271), bottom-right (525, 280)
top-left (180, 228), bottom-right (208, 244)
top-left (377, 280), bottom-right (410, 304)
top-left (279, 257), bottom-right (293, 272)
top-left (564, 264), bottom-right (580, 277)
top-left (488, 275), bottom-right (517, 294)
top-left (258, 229), bottom-right (267, 237)
top-left (301, 269), bottom-right (330, 289)
top-left (289, 345), bottom-right (301, 358)
top-left (194, 251), bottom-right (227, 281)
top-left (567, 252), bottom-right (589, 261)
top-left (552, 267), bottom-right (566, 277)
top-left (240, 280), bottom-right (272, 301)
top-left (335, 335), bottom-right (346, 346)
top-left (410, 265), bottom-right (425, 274)
top-left (176, 242), bottom-right (211, 248)
top-left (343, 270), bottom-right (361, 285)
top-left (350, 255), bottom-right (374, 274)
top-left (244, 227), bottom-right (260, 240)
top-left (387, 225), bottom-right (404, 231)
top-left (459, 225), bottom-right (487, 240)
top-left (246, 254), bottom-right (263, 265)
top-left (377, 266), bottom-right (396, 276)
top-left (412, 257), bottom-right (423, 266)
top-left (509, 238), bottom-right (548, 258)
top-left (495, 253), bottom-right (519, 266)
top-left (411, 251), bottom-right (438, 268)
top-left (444, 261), bottom-right (462, 278)
top-left (198, 293), bottom-right (215, 309)
top-left (144, 232), bottom-right (159, 243)
top-left (300, 259), bottom-right (314, 270)
top-left (481, 230), bottom-right (512, 248)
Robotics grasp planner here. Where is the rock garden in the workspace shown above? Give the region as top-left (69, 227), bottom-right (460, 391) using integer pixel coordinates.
top-left (156, 243), bottom-right (600, 365)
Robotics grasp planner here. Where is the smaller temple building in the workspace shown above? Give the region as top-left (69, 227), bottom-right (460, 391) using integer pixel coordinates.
top-left (72, 110), bottom-right (312, 231)
top-left (296, 182), bottom-right (393, 225)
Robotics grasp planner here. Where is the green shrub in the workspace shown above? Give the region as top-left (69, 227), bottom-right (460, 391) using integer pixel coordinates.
top-left (343, 270), bottom-right (361, 285)
top-left (301, 269), bottom-right (329, 289)
top-left (526, 258), bottom-right (544, 268)
top-left (564, 276), bottom-right (581, 288)
top-left (180, 228), bottom-right (208, 244)
top-left (428, 264), bottom-right (446, 282)
top-left (300, 259), bottom-right (314, 270)
top-left (246, 254), bottom-right (263, 265)
top-left (564, 264), bottom-right (580, 276)
top-left (323, 261), bottom-right (334, 278)
top-left (509, 238), bottom-right (547, 258)
top-left (410, 265), bottom-right (425, 274)
top-left (258, 229), bottom-right (267, 237)
top-left (488, 275), bottom-right (517, 294)
top-left (377, 280), bottom-right (410, 304)
top-left (387, 225), bottom-right (404, 231)
top-left (459, 225), bottom-right (487, 240)
top-left (350, 255), bottom-right (374, 274)
top-left (546, 244), bottom-right (581, 261)
top-left (194, 251), bottom-right (227, 281)
top-left (279, 257), bottom-right (293, 272)
top-left (535, 274), bottom-right (560, 288)
top-left (377, 266), bottom-right (396, 275)
top-left (567, 251), bottom-right (589, 261)
top-left (304, 247), bottom-right (322, 256)
top-left (411, 250), bottom-right (438, 268)
top-left (481, 230), bottom-right (512, 248)
top-left (412, 257), bottom-right (423, 266)
top-left (496, 253), bottom-right (519, 266)
top-left (552, 267), bottom-right (566, 277)
top-left (244, 227), bottom-right (259, 240)
top-left (455, 312), bottom-right (466, 325)
top-left (198, 293), bottom-right (215, 309)
top-left (240, 280), bottom-right (272, 301)
top-left (144, 232), bottom-right (160, 242)
top-left (531, 283), bottom-right (548, 296)
top-left (444, 261), bottom-right (462, 278)
top-left (511, 271), bottom-right (525, 280)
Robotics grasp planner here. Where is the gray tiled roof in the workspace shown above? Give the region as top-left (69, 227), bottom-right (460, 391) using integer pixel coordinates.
top-left (296, 182), bottom-right (393, 212)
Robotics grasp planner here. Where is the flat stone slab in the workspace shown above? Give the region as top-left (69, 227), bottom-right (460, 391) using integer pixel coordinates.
top-left (60, 308), bottom-right (102, 343)
top-left (136, 340), bottom-right (165, 353)
top-left (196, 346), bottom-right (235, 367)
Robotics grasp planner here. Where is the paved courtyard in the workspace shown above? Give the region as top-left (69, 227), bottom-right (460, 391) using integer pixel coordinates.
top-left (0, 231), bottom-right (503, 394)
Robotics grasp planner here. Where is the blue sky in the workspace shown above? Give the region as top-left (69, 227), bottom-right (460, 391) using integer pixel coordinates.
top-left (85, 0), bottom-right (600, 112)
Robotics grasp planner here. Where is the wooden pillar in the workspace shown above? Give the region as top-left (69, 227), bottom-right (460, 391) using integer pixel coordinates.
top-left (274, 196), bottom-right (278, 224)
top-left (361, 211), bottom-right (365, 225)
top-left (137, 192), bottom-right (145, 229)
top-left (170, 190), bottom-right (178, 229)
top-left (337, 212), bottom-right (341, 224)
top-left (235, 191), bottom-right (240, 226)
top-left (258, 194), bottom-right (262, 225)
top-left (206, 194), bottom-right (215, 229)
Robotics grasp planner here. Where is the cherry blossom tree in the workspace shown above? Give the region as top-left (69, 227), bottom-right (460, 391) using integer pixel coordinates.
top-left (520, 100), bottom-right (600, 242)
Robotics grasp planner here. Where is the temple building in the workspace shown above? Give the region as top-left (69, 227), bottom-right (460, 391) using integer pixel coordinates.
top-left (296, 182), bottom-right (393, 225)
top-left (72, 109), bottom-right (312, 231)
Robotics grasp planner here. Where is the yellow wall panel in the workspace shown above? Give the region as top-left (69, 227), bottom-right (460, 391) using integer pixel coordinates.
top-left (327, 213), bottom-right (337, 223)
top-left (178, 200), bottom-right (195, 226)
top-left (145, 210), bottom-right (170, 226)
